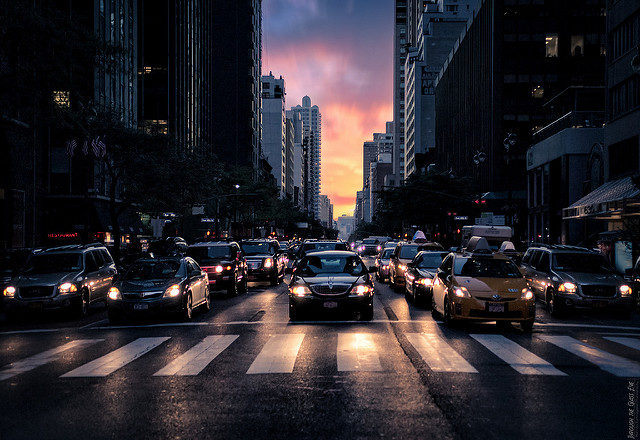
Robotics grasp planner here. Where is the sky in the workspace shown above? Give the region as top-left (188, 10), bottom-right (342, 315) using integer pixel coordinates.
top-left (262, 0), bottom-right (393, 219)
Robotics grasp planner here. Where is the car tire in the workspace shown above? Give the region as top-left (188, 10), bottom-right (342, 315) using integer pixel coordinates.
top-left (431, 296), bottom-right (440, 320)
top-left (361, 304), bottom-right (374, 321)
top-left (227, 278), bottom-right (239, 297)
top-left (443, 297), bottom-right (455, 326)
top-left (412, 285), bottom-right (419, 305)
top-left (546, 288), bottom-right (563, 317)
top-left (202, 287), bottom-right (211, 313)
top-left (239, 275), bottom-right (248, 294)
top-left (182, 292), bottom-right (193, 321)
top-left (72, 290), bottom-right (89, 319)
top-left (521, 319), bottom-right (534, 333)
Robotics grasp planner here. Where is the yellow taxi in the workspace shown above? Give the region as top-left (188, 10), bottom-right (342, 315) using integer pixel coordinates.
top-left (431, 237), bottom-right (535, 332)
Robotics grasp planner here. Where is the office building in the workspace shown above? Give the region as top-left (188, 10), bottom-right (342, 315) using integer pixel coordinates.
top-left (261, 73), bottom-right (287, 197)
top-left (286, 110), bottom-right (305, 207)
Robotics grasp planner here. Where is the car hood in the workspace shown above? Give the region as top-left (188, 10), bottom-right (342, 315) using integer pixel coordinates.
top-left (116, 278), bottom-right (181, 292)
top-left (416, 268), bottom-right (436, 278)
top-left (199, 259), bottom-right (233, 267)
top-left (455, 277), bottom-right (528, 295)
top-left (554, 271), bottom-right (623, 285)
top-left (300, 275), bottom-right (364, 286)
top-left (11, 272), bottom-right (80, 287)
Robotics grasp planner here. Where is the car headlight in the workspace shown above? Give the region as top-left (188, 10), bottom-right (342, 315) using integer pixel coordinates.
top-left (263, 258), bottom-right (273, 268)
top-left (521, 288), bottom-right (534, 300)
top-left (164, 284), bottom-right (182, 298)
top-left (558, 282), bottom-right (577, 294)
top-left (108, 287), bottom-right (121, 300)
top-left (3, 286), bottom-right (15, 297)
top-left (418, 278), bottom-right (433, 286)
top-left (290, 285), bottom-right (311, 297)
top-left (620, 285), bottom-right (632, 296)
top-left (398, 264), bottom-right (407, 272)
top-left (453, 286), bottom-right (471, 298)
top-left (351, 284), bottom-right (373, 296)
top-left (58, 282), bottom-right (78, 295)
top-left (215, 265), bottom-right (224, 273)
top-left (377, 245), bottom-right (382, 251)
top-left (382, 265), bottom-right (388, 270)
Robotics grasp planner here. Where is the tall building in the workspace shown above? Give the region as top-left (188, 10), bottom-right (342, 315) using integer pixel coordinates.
top-left (284, 117), bottom-right (295, 199)
top-left (290, 96), bottom-right (322, 217)
top-left (286, 110), bottom-right (305, 207)
top-left (261, 73), bottom-right (286, 197)
top-left (210, 0), bottom-right (262, 171)
top-left (363, 141), bottom-right (378, 189)
top-left (392, 0), bottom-right (411, 185)
top-left (318, 195), bottom-right (334, 228)
top-left (337, 215), bottom-right (355, 241)
top-left (435, 0), bottom-right (606, 238)
top-left (404, 1), bottom-right (478, 177)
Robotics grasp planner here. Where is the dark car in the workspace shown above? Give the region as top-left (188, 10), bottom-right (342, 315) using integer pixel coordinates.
top-left (374, 247), bottom-right (394, 282)
top-left (360, 238), bottom-right (384, 256)
top-left (296, 240), bottom-right (350, 260)
top-left (389, 241), bottom-right (444, 290)
top-left (0, 248), bottom-right (34, 309)
top-left (288, 251), bottom-right (375, 321)
top-left (240, 239), bottom-right (285, 286)
top-left (187, 242), bottom-right (247, 296)
top-left (520, 245), bottom-right (633, 316)
top-left (3, 244), bottom-right (116, 318)
top-left (107, 257), bottom-right (210, 322)
top-left (404, 251), bottom-right (448, 305)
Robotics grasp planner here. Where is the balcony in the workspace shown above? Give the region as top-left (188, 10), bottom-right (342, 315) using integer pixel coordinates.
top-left (532, 111), bottom-right (605, 143)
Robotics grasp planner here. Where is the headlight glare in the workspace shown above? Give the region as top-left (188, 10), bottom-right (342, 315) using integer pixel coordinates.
top-left (215, 265), bottom-right (224, 273)
top-left (558, 282), bottom-right (577, 293)
top-left (620, 285), bottom-right (632, 296)
top-left (419, 278), bottom-right (433, 286)
top-left (108, 287), bottom-right (121, 300)
top-left (454, 286), bottom-right (470, 298)
top-left (164, 284), bottom-right (182, 298)
top-left (3, 286), bottom-right (16, 297)
top-left (58, 282), bottom-right (78, 295)
top-left (290, 285), bottom-right (311, 297)
top-left (521, 288), bottom-right (534, 300)
top-left (351, 284), bottom-right (373, 296)
top-left (263, 258), bottom-right (273, 268)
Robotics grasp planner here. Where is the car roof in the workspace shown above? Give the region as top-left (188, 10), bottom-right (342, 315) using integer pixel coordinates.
top-left (527, 245), bottom-right (597, 254)
top-left (189, 242), bottom-right (233, 247)
top-left (304, 250), bottom-right (357, 256)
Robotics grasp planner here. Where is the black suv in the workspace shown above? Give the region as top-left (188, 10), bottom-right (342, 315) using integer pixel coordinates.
top-left (240, 239), bottom-right (285, 286)
top-left (3, 243), bottom-right (117, 317)
top-left (520, 245), bottom-right (633, 316)
top-left (187, 241), bottom-right (247, 295)
top-left (389, 241), bottom-right (444, 289)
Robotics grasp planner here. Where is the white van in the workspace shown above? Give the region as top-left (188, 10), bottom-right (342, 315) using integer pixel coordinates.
top-left (461, 225), bottom-right (513, 251)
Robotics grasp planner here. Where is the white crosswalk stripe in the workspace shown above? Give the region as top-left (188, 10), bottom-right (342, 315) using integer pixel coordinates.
top-left (154, 335), bottom-right (238, 376)
top-left (0, 339), bottom-right (103, 381)
top-left (471, 334), bottom-right (566, 376)
top-left (405, 333), bottom-right (477, 373)
top-left (337, 333), bottom-right (382, 372)
top-left (61, 337), bottom-right (169, 378)
top-left (539, 335), bottom-right (640, 377)
top-left (603, 336), bottom-right (640, 352)
top-left (246, 334), bottom-right (305, 374)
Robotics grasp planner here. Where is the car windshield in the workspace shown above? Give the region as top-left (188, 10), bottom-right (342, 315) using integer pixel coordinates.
top-left (299, 255), bottom-right (366, 277)
top-left (454, 257), bottom-right (522, 278)
top-left (188, 246), bottom-right (231, 262)
top-left (363, 239), bottom-right (377, 244)
top-left (417, 253), bottom-right (447, 268)
top-left (399, 245), bottom-right (419, 259)
top-left (553, 253), bottom-right (613, 274)
top-left (24, 253), bottom-right (83, 274)
top-left (242, 242), bottom-right (273, 255)
top-left (123, 261), bottom-right (182, 280)
top-left (381, 248), bottom-right (393, 258)
top-left (304, 242), bottom-right (348, 252)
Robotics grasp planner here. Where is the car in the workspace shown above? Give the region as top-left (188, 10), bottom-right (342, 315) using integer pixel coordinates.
top-left (240, 239), bottom-right (285, 286)
top-left (360, 238), bottom-right (384, 256)
top-left (404, 251), bottom-right (449, 306)
top-left (389, 241), bottom-right (444, 290)
top-left (374, 247), bottom-right (394, 282)
top-left (0, 248), bottom-right (34, 310)
top-left (187, 241), bottom-right (247, 296)
top-left (520, 245), bottom-right (633, 316)
top-left (284, 243), bottom-right (301, 273)
top-left (278, 241), bottom-right (290, 251)
top-left (107, 257), bottom-right (209, 322)
top-left (296, 240), bottom-right (350, 260)
top-left (431, 237), bottom-right (536, 332)
top-left (3, 243), bottom-right (117, 318)
top-left (288, 250), bottom-right (375, 321)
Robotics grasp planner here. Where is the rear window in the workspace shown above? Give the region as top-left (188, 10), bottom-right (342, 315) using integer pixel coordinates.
top-left (399, 245), bottom-right (419, 259)
top-left (304, 242), bottom-right (348, 252)
top-left (552, 253), bottom-right (612, 274)
top-left (188, 246), bottom-right (232, 263)
top-left (381, 248), bottom-right (393, 258)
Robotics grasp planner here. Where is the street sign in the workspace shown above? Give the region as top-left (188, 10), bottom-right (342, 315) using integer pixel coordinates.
top-left (192, 205), bottom-right (205, 215)
top-left (454, 216), bottom-right (469, 221)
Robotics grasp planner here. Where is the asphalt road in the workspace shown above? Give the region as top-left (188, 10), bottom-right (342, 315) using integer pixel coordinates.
top-left (1, 259), bottom-right (640, 439)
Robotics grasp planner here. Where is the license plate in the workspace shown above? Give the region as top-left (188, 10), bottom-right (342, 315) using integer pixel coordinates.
top-left (28, 302), bottom-right (43, 310)
top-left (324, 301), bottom-right (338, 309)
top-left (488, 303), bottom-right (505, 313)
top-left (133, 303), bottom-right (149, 311)
top-left (592, 301), bottom-right (607, 309)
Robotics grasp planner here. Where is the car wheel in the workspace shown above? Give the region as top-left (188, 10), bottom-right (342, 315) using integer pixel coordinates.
top-left (412, 285), bottom-right (419, 305)
top-left (546, 288), bottom-right (563, 317)
top-left (521, 319), bottom-right (534, 333)
top-left (443, 297), bottom-right (454, 326)
top-left (72, 290), bottom-right (89, 319)
top-left (431, 296), bottom-right (440, 320)
top-left (202, 287), bottom-right (211, 312)
top-left (240, 275), bottom-right (248, 294)
top-left (227, 277), bottom-right (239, 297)
top-left (361, 304), bottom-right (374, 321)
top-left (182, 293), bottom-right (193, 321)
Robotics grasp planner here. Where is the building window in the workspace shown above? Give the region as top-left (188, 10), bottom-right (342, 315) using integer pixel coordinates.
top-left (571, 35), bottom-right (584, 56)
top-left (545, 34), bottom-right (559, 57)
top-left (52, 91), bottom-right (70, 108)
top-left (532, 85), bottom-right (544, 99)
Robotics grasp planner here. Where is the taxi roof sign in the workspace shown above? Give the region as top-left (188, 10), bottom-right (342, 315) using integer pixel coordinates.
top-left (465, 236), bottom-right (492, 254)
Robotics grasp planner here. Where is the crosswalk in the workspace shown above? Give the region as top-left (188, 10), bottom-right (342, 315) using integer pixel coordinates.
top-left (2, 332), bottom-right (640, 381)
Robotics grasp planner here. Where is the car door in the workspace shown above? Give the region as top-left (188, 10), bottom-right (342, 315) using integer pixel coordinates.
top-left (83, 252), bottom-right (101, 301)
top-left (433, 255), bottom-right (453, 312)
top-left (531, 251), bottom-right (551, 298)
top-left (188, 259), bottom-right (205, 303)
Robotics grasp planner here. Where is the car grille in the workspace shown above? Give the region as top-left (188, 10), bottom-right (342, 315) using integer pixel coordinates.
top-left (122, 291), bottom-right (163, 300)
top-left (476, 296), bottom-right (518, 302)
top-left (311, 284), bottom-right (351, 296)
top-left (581, 285), bottom-right (617, 297)
top-left (247, 260), bottom-right (262, 270)
top-left (19, 286), bottom-right (55, 299)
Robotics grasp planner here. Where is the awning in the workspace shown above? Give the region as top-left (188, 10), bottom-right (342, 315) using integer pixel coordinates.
top-left (563, 176), bottom-right (640, 219)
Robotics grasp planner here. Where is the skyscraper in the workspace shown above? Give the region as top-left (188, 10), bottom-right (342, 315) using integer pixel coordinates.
top-left (261, 73), bottom-right (286, 197)
top-left (285, 110), bottom-right (305, 207)
top-left (392, 0), bottom-right (410, 185)
top-left (290, 96), bottom-right (321, 218)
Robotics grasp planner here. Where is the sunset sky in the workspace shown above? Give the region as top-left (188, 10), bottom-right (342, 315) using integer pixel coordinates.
top-left (263, 0), bottom-right (393, 219)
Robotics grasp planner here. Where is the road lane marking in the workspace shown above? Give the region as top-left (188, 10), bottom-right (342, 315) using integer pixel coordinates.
top-left (539, 335), bottom-right (640, 377)
top-left (246, 334), bottom-right (305, 374)
top-left (337, 333), bottom-right (382, 372)
top-left (60, 337), bottom-right (169, 378)
top-left (471, 334), bottom-right (566, 376)
top-left (405, 333), bottom-right (477, 373)
top-left (154, 335), bottom-right (239, 376)
top-left (603, 336), bottom-right (640, 352)
top-left (0, 339), bottom-right (103, 381)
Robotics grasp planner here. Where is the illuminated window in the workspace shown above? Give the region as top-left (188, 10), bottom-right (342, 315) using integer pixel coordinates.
top-left (571, 35), bottom-right (584, 56)
top-left (545, 34), bottom-right (558, 57)
top-left (52, 91), bottom-right (70, 108)
top-left (532, 86), bottom-right (544, 99)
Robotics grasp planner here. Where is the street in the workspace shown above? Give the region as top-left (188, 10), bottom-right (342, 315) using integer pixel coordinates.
top-left (1, 257), bottom-right (638, 440)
